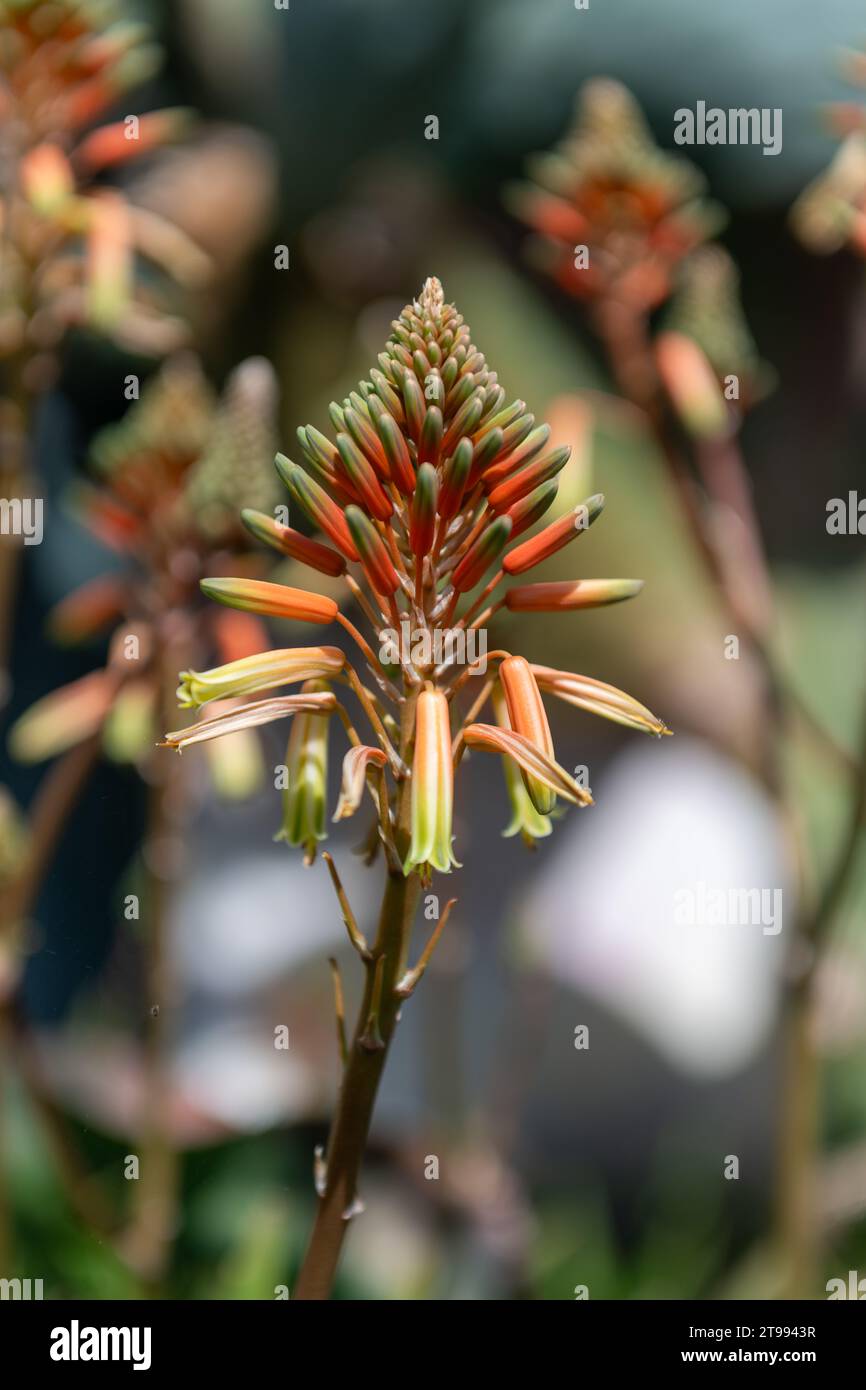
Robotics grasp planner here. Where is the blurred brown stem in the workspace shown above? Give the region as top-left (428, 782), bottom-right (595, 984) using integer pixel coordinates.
top-left (774, 722), bottom-right (866, 1296)
top-left (0, 369), bottom-right (33, 702)
top-left (594, 296), bottom-right (866, 1296)
top-left (0, 735), bottom-right (116, 1262)
top-left (120, 650), bottom-right (183, 1292)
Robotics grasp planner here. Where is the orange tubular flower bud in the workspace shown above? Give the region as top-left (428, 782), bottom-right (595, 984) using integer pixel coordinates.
top-left (506, 479), bottom-right (559, 540)
top-left (463, 723), bottom-right (592, 807)
top-left (296, 426), bottom-right (346, 495)
top-left (483, 412), bottom-right (535, 469)
top-left (241, 509), bottom-right (346, 577)
top-left (655, 332), bottom-right (728, 440)
top-left (8, 670), bottom-right (117, 764)
top-left (438, 438), bottom-right (473, 521)
top-left (86, 191), bottom-right (132, 330)
top-left (47, 575), bottom-right (128, 644)
top-left (335, 434), bottom-right (393, 522)
top-left (401, 370), bottom-right (426, 441)
top-left (21, 144), bottom-right (75, 215)
top-left (345, 506), bottom-right (400, 597)
top-left (343, 406), bottom-right (391, 480)
top-left (482, 423), bottom-right (551, 490)
top-left (499, 655), bottom-right (556, 814)
top-left (466, 426), bottom-right (504, 486)
top-left (275, 455), bottom-right (359, 560)
top-left (74, 108), bottom-right (194, 173)
top-left (486, 445), bottom-right (571, 513)
top-left (418, 406), bottom-right (444, 467)
top-left (375, 411), bottom-right (415, 492)
top-left (505, 578), bottom-right (644, 611)
top-left (200, 578), bottom-right (338, 626)
top-left (503, 493), bottom-right (605, 575)
top-left (440, 390), bottom-right (485, 457)
top-left (452, 515), bottom-right (512, 592)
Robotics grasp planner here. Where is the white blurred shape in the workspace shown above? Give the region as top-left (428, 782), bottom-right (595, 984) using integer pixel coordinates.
top-left (518, 736), bottom-right (789, 1076)
top-left (174, 1018), bottom-right (314, 1132)
top-left (172, 851), bottom-right (372, 998)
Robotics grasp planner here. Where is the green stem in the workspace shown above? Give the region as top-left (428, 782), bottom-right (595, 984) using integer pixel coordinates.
top-left (773, 975), bottom-right (819, 1298)
top-left (293, 865), bottom-right (421, 1300)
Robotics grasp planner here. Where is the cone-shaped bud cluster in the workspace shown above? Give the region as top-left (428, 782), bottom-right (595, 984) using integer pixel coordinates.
top-left (176, 278), bottom-right (662, 877)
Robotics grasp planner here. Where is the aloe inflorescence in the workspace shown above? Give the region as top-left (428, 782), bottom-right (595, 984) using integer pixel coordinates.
top-left (162, 275), bottom-right (671, 1299)
top-left (166, 277), bottom-right (670, 872)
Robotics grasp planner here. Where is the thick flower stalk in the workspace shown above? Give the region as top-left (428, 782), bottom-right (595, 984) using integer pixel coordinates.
top-left (165, 277), bottom-right (669, 1298)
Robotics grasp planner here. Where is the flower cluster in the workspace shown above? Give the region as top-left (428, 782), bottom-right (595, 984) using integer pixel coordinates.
top-left (507, 78), bottom-right (723, 314)
top-left (0, 0), bottom-right (206, 387)
top-left (164, 278), bottom-right (669, 873)
top-left (9, 355), bottom-right (278, 794)
top-left (790, 43), bottom-right (866, 257)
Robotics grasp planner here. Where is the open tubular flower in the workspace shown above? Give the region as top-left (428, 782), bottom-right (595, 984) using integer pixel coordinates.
top-left (404, 687), bottom-right (457, 877)
top-left (276, 680), bottom-right (332, 865)
top-left (177, 646), bottom-right (345, 709)
top-left (492, 686), bottom-right (553, 846)
top-left (167, 278), bottom-right (668, 869)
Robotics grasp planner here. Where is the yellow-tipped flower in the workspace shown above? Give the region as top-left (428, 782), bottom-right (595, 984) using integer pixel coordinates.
top-left (499, 655), bottom-right (557, 815)
top-left (177, 646), bottom-right (345, 708)
top-left (532, 665), bottom-right (671, 737)
top-left (276, 680), bottom-right (332, 865)
top-left (492, 686), bottom-right (553, 845)
top-left (404, 687), bottom-right (458, 876)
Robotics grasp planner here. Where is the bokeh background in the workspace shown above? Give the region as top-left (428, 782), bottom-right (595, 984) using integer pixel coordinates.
top-left (2, 0), bottom-right (866, 1300)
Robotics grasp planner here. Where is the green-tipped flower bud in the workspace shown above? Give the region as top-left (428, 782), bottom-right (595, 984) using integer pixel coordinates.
top-left (410, 462), bottom-right (438, 557)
